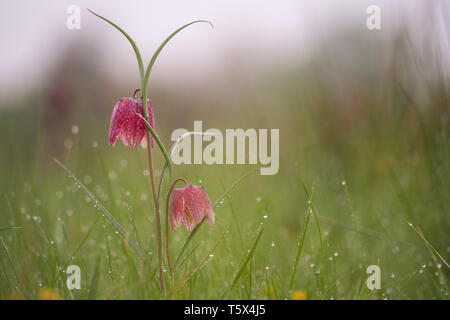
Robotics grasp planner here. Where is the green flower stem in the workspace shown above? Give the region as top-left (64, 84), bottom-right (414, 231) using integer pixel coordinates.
top-left (164, 178), bottom-right (188, 279)
top-left (141, 85), bottom-right (165, 293)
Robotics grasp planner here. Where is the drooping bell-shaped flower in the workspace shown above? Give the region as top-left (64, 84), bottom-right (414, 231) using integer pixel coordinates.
top-left (170, 184), bottom-right (215, 232)
top-left (108, 97), bottom-right (154, 148)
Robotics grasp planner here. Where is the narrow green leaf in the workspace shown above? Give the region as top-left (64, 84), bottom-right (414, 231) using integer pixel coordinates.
top-left (0, 227), bottom-right (23, 232)
top-left (143, 20), bottom-right (213, 89)
top-left (137, 114), bottom-right (173, 182)
top-left (221, 225), bottom-right (264, 298)
top-left (88, 255), bottom-right (102, 300)
top-left (88, 9), bottom-right (144, 79)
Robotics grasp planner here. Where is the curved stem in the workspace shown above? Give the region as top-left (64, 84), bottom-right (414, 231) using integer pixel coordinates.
top-left (142, 84), bottom-right (165, 292)
top-left (146, 131), bottom-right (165, 293)
top-left (165, 178), bottom-right (188, 277)
top-left (133, 88), bottom-right (141, 99)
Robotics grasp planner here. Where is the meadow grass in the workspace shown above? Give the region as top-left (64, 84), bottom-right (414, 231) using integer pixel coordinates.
top-left (0, 29), bottom-right (449, 300)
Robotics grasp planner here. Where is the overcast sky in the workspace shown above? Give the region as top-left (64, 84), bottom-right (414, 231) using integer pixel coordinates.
top-left (0, 0), bottom-right (447, 98)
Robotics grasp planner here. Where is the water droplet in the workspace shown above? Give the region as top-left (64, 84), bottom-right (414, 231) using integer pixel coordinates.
top-left (64, 139), bottom-right (73, 149)
top-left (271, 241), bottom-right (276, 247)
top-left (108, 171), bottom-right (117, 181)
top-left (71, 125), bottom-right (79, 134)
top-left (334, 252), bottom-right (339, 257)
top-left (310, 263), bottom-right (315, 268)
top-left (120, 159), bottom-right (128, 168)
top-left (92, 141), bottom-right (98, 148)
top-left (256, 196), bottom-right (261, 202)
top-left (209, 254), bottom-right (214, 258)
top-left (263, 215), bottom-right (268, 219)
top-left (341, 180), bottom-right (346, 186)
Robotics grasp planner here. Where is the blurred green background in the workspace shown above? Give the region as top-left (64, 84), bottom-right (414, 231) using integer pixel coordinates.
top-left (0, 1), bottom-right (448, 299)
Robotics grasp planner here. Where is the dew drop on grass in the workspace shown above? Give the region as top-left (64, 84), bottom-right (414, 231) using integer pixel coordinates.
top-left (437, 264), bottom-right (442, 269)
top-left (92, 141), bottom-right (98, 148)
top-left (341, 180), bottom-right (346, 186)
top-left (108, 171), bottom-right (118, 181)
top-left (271, 241), bottom-right (275, 247)
top-left (209, 254), bottom-right (214, 258)
top-left (390, 273), bottom-right (395, 278)
top-left (263, 215), bottom-right (268, 219)
top-left (334, 252), bottom-right (339, 257)
top-left (120, 160), bottom-right (128, 168)
top-left (256, 196), bottom-right (261, 202)
top-left (64, 139), bottom-right (73, 149)
top-left (310, 263), bottom-right (315, 268)
top-left (71, 125), bottom-right (79, 134)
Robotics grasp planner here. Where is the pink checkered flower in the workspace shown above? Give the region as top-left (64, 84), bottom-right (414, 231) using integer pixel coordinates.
top-left (108, 97), bottom-right (154, 148)
top-left (170, 184), bottom-right (215, 232)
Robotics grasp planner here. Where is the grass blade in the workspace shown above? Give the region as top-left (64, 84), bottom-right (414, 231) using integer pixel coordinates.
top-left (221, 225), bottom-right (264, 298)
top-left (54, 158), bottom-right (144, 258)
top-left (173, 170), bottom-right (254, 268)
top-left (408, 222), bottom-right (450, 269)
top-left (88, 255), bottom-right (102, 299)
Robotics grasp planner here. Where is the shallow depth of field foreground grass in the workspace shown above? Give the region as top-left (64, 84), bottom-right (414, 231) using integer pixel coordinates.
top-left (0, 17), bottom-right (449, 299)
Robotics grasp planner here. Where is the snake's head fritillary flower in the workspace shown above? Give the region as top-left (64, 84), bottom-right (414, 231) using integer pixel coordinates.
top-left (170, 184), bottom-right (215, 232)
top-left (108, 97), bottom-right (154, 148)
